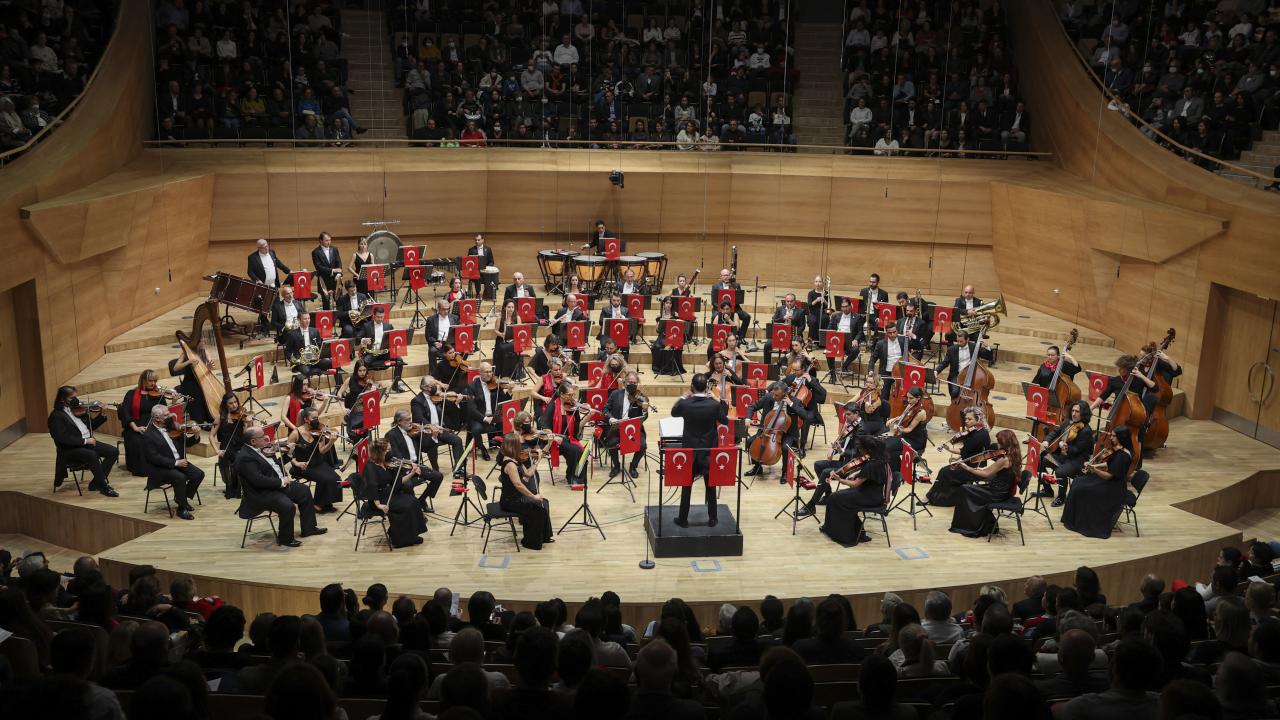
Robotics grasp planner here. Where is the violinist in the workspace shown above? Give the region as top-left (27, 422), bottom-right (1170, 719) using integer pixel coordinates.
top-left (280, 375), bottom-right (317, 434)
top-left (948, 429), bottom-right (1021, 538)
top-left (824, 296), bottom-right (865, 376)
top-left (358, 439), bottom-right (427, 547)
top-left (806, 276), bottom-right (830, 344)
top-left (743, 381), bottom-right (814, 480)
top-left (358, 305), bottom-right (410, 394)
top-left (651, 296), bottom-right (688, 375)
top-left (858, 372), bottom-right (891, 435)
top-left (597, 292), bottom-right (630, 348)
top-left (711, 268), bottom-right (750, 340)
top-left (896, 301), bottom-right (932, 362)
top-left (212, 392), bottom-right (249, 499)
top-left (707, 354), bottom-right (743, 405)
top-left (142, 404), bottom-right (205, 521)
top-left (119, 369), bottom-right (169, 476)
top-left (763, 294), bottom-right (806, 366)
top-left (49, 386), bottom-right (119, 496)
top-left (671, 273), bottom-right (694, 297)
top-left (424, 298), bottom-right (458, 368)
top-left (882, 386), bottom-right (930, 462)
top-left (336, 280), bottom-right (369, 338)
top-left (797, 402), bottom-right (865, 519)
top-left (870, 325), bottom-right (911, 402)
top-left (530, 357), bottom-right (567, 419)
top-left (466, 361), bottom-right (512, 462)
top-left (671, 373), bottom-right (731, 527)
top-left (1061, 428), bottom-right (1134, 539)
top-left (444, 276), bottom-right (468, 304)
top-left (820, 434), bottom-right (889, 547)
top-left (168, 344), bottom-right (212, 423)
top-left (530, 334), bottom-right (567, 384)
top-left (926, 407), bottom-right (992, 507)
top-left (1043, 399), bottom-right (1094, 507)
top-left (410, 376), bottom-right (466, 479)
top-left (936, 332), bottom-right (994, 400)
top-left (283, 312), bottom-right (340, 382)
top-left (497, 432), bottom-right (554, 550)
top-left (384, 409), bottom-right (443, 509)
top-left (1031, 345), bottom-right (1080, 387)
top-left (288, 407), bottom-right (344, 514)
top-left (514, 411), bottom-right (549, 453)
top-left (269, 284), bottom-right (306, 339)
top-left (597, 353), bottom-right (628, 391)
top-left (234, 426), bottom-right (327, 547)
top-left (605, 370), bottom-right (649, 480)
top-left (338, 361), bottom-right (379, 441)
top-left (434, 344), bottom-right (472, 393)
top-left (538, 384), bottom-right (588, 488)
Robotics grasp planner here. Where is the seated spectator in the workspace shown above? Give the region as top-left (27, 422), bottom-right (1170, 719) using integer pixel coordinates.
top-left (1034, 611), bottom-right (1106, 676)
top-left (552, 629), bottom-right (595, 693)
top-left (1216, 651), bottom-right (1278, 719)
top-left (374, 652), bottom-right (430, 720)
top-left (575, 667), bottom-right (630, 719)
top-left (1172, 586), bottom-right (1211, 640)
top-left (20, 95), bottom-right (51, 134)
top-left (576, 599), bottom-right (632, 669)
top-left (1033, 628), bottom-right (1108, 701)
top-left (264, 662), bottom-right (341, 720)
top-left (922, 590), bottom-right (963, 644)
top-left (1143, 610), bottom-right (1210, 690)
top-left (296, 111), bottom-right (324, 141)
top-left (121, 574), bottom-right (189, 632)
top-left (170, 574), bottom-right (222, 620)
top-left (1202, 564), bottom-right (1239, 615)
top-left (1246, 581), bottom-right (1277, 625)
top-left (983, 673), bottom-right (1046, 720)
top-left (322, 85), bottom-right (365, 135)
top-left (896, 624), bottom-right (950, 678)
top-left (0, 96), bottom-right (31, 149)
top-left (829, 655), bottom-right (914, 720)
top-left (463, 591), bottom-right (505, 641)
top-left (1059, 639), bottom-right (1162, 720)
top-left (427, 628), bottom-right (511, 698)
top-left (235, 615), bottom-right (302, 694)
top-left (187, 604), bottom-right (249, 674)
top-left (490, 626), bottom-right (573, 720)
top-left (1191, 596), bottom-right (1250, 665)
top-left (50, 625), bottom-right (125, 720)
top-left (1244, 541), bottom-right (1277, 579)
top-left (102, 620), bottom-right (172, 690)
top-left (625, 639), bottom-right (702, 720)
top-left (343, 635), bottom-right (389, 698)
top-left (793, 597), bottom-right (864, 665)
top-left (1160, 679), bottom-right (1221, 720)
top-left (312, 583), bottom-right (351, 643)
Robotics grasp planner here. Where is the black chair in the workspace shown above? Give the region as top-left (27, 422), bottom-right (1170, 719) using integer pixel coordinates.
top-left (1118, 469), bottom-right (1150, 537)
top-left (240, 510), bottom-right (277, 548)
top-left (482, 503), bottom-right (520, 553)
top-left (144, 482), bottom-right (175, 517)
top-left (56, 462), bottom-right (86, 495)
top-left (987, 470), bottom-right (1031, 546)
top-left (353, 499), bottom-right (392, 552)
top-left (855, 471), bottom-right (898, 547)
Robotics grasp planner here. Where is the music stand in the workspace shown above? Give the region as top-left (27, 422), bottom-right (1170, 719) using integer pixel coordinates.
top-left (774, 448), bottom-right (819, 535)
top-left (889, 455), bottom-right (933, 530)
top-left (654, 319), bottom-right (687, 380)
top-left (449, 436), bottom-right (486, 534)
top-left (559, 435), bottom-right (606, 539)
top-left (1022, 381), bottom-right (1060, 439)
top-left (359, 264), bottom-right (390, 303)
top-left (821, 329), bottom-right (855, 390)
top-left (235, 362), bottom-right (272, 417)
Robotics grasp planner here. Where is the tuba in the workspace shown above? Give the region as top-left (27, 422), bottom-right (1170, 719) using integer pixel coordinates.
top-left (954, 296), bottom-right (1006, 335)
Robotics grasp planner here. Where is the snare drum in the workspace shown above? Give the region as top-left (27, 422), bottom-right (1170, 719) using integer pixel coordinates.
top-left (572, 255), bottom-right (608, 282)
top-left (481, 265), bottom-right (500, 300)
top-left (638, 251), bottom-right (668, 291)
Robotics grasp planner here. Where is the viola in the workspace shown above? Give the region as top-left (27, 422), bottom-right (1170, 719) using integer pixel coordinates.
top-left (834, 452), bottom-right (872, 479)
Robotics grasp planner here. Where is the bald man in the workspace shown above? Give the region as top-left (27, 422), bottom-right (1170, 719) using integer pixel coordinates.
top-left (466, 361), bottom-right (512, 460)
top-left (247, 238), bottom-right (291, 288)
top-left (234, 427), bottom-right (326, 547)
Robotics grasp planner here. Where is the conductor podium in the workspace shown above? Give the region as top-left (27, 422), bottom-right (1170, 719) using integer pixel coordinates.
top-left (648, 418), bottom-right (745, 558)
top-left (644, 505), bottom-right (743, 558)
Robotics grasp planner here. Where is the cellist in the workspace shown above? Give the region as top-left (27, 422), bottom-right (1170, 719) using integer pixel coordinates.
top-left (1043, 399), bottom-right (1094, 507)
top-left (743, 381), bottom-right (814, 481)
top-left (783, 355), bottom-right (826, 455)
top-left (936, 331), bottom-right (994, 400)
top-left (1030, 345), bottom-right (1081, 387)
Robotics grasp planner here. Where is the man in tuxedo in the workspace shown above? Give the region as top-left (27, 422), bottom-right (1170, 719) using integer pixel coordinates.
top-left (247, 238), bottom-right (291, 288)
top-left (762, 294), bottom-right (806, 366)
top-left (142, 405), bottom-right (204, 520)
top-left (503, 271), bottom-right (538, 302)
top-left (870, 324), bottom-right (911, 401)
top-left (283, 312), bottom-right (339, 381)
top-left (857, 273), bottom-right (889, 327)
top-left (234, 427), bottom-right (328, 547)
top-left (711, 268), bottom-right (750, 340)
top-left (48, 386), bottom-right (119, 496)
top-left (935, 332), bottom-right (994, 400)
top-left (549, 293), bottom-right (587, 343)
top-left (605, 370), bottom-right (648, 480)
top-left (358, 306), bottom-right (409, 393)
top-left (269, 285), bottom-right (306, 339)
top-left (425, 299), bottom-right (459, 369)
top-left (954, 285), bottom-right (984, 340)
top-left (896, 302), bottom-right (932, 361)
top-left (583, 219), bottom-right (624, 254)
top-left (824, 297), bottom-right (864, 375)
top-left (597, 292), bottom-right (630, 347)
top-left (410, 376), bottom-right (466, 479)
top-left (335, 280), bottom-right (368, 338)
top-left (384, 409), bottom-right (444, 506)
top-left (311, 231), bottom-right (343, 310)
top-left (466, 233), bottom-right (496, 298)
top-left (670, 373), bottom-right (730, 527)
top-left (743, 381), bottom-right (814, 480)
top-left (465, 361), bottom-right (511, 462)
top-left (619, 268), bottom-right (647, 296)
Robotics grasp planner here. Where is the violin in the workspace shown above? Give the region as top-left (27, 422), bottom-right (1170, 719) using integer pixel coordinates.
top-left (167, 420), bottom-right (211, 438)
top-left (449, 355), bottom-right (471, 370)
top-left (829, 417), bottom-right (861, 460)
top-left (939, 426), bottom-right (977, 454)
top-left (1084, 445), bottom-right (1120, 475)
top-left (429, 390), bottom-right (472, 403)
top-left (146, 386), bottom-right (182, 401)
top-left (1046, 421), bottom-right (1084, 454)
top-left (882, 395), bottom-right (926, 437)
top-left (486, 376), bottom-right (514, 391)
top-left (72, 400), bottom-right (115, 415)
top-left (948, 447), bottom-right (1007, 469)
top-left (833, 452), bottom-right (872, 480)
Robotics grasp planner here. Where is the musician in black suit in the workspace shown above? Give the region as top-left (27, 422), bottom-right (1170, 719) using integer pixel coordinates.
top-left (465, 361), bottom-right (512, 461)
top-left (954, 285), bottom-right (983, 339)
top-left (582, 219), bottom-right (624, 254)
top-left (410, 376), bottom-right (467, 479)
top-left (762, 294), bottom-right (807, 366)
top-left (548, 294), bottom-right (587, 344)
top-left (711, 268), bottom-right (750, 339)
top-left (503, 271), bottom-right (538, 303)
top-left (605, 371), bottom-right (648, 479)
top-left (467, 234), bottom-right (496, 298)
top-left (782, 355), bottom-right (828, 453)
top-left (824, 297), bottom-right (864, 375)
top-left (597, 293), bottom-right (630, 346)
top-left (870, 325), bottom-right (912, 401)
top-left (670, 373), bottom-right (730, 527)
top-left (743, 381), bottom-right (815, 479)
top-left (618, 268), bottom-right (648, 296)
top-left (282, 313), bottom-right (339, 380)
top-left (357, 305), bottom-right (409, 392)
top-left (142, 405), bottom-right (205, 520)
top-left (857, 273), bottom-right (889, 323)
top-left (895, 302), bottom-right (932, 361)
top-left (1030, 345), bottom-right (1081, 387)
top-left (269, 285), bottom-right (306, 338)
top-left (336, 281), bottom-right (369, 338)
top-left (311, 232), bottom-right (343, 310)
top-left (384, 408), bottom-right (445, 507)
top-left (935, 332), bottom-right (994, 400)
top-left (247, 239), bottom-right (291, 288)
top-left (49, 386), bottom-right (119, 496)
top-left (234, 427), bottom-right (328, 546)
top-left (425, 299), bottom-right (460, 369)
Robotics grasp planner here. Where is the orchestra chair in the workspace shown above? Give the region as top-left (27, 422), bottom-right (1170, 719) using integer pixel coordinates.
top-left (1118, 469), bottom-right (1150, 537)
top-left (805, 412), bottom-right (828, 450)
top-left (238, 507), bottom-right (277, 549)
top-left (986, 470), bottom-right (1034, 546)
top-left (855, 472), bottom-right (899, 547)
top-left (56, 463), bottom-right (86, 496)
top-left (353, 502), bottom-right (392, 552)
top-left (482, 503), bottom-right (521, 554)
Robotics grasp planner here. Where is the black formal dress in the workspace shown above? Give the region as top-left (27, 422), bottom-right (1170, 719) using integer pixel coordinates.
top-left (291, 433), bottom-right (343, 508)
top-left (949, 464), bottom-right (1017, 537)
top-left (1061, 449), bottom-right (1131, 539)
top-left (670, 394), bottom-right (730, 523)
top-left (821, 460), bottom-right (889, 546)
top-left (1044, 420), bottom-right (1093, 499)
top-left (359, 462), bottom-right (426, 547)
top-left (498, 456), bottom-right (553, 550)
top-left (351, 252), bottom-right (372, 295)
top-left (118, 389), bottom-right (166, 475)
top-left (926, 429), bottom-right (992, 506)
top-left (215, 417), bottom-right (247, 498)
top-left (168, 359), bottom-right (212, 423)
top-left (651, 318), bottom-right (691, 375)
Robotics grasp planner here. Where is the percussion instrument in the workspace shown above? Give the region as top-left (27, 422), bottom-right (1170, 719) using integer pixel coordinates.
top-left (537, 249), bottom-right (578, 291)
top-left (638, 251), bottom-right (667, 291)
top-left (367, 229), bottom-right (403, 268)
top-left (207, 272), bottom-right (274, 314)
top-left (571, 255), bottom-right (609, 292)
top-left (481, 266), bottom-right (500, 300)
top-left (618, 255), bottom-right (648, 282)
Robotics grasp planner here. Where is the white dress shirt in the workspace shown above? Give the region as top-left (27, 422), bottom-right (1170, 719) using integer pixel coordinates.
top-left (435, 314), bottom-right (451, 341)
top-left (887, 339), bottom-right (903, 368)
top-left (373, 323), bottom-right (386, 348)
top-left (65, 408), bottom-right (90, 441)
top-left (399, 427), bottom-right (419, 461)
top-left (254, 447), bottom-right (288, 486)
top-left (259, 251), bottom-right (277, 286)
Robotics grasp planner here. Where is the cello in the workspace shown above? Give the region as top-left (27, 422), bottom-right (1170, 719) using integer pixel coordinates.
top-left (944, 320), bottom-right (996, 432)
top-left (1141, 330), bottom-right (1177, 451)
top-left (748, 391), bottom-right (794, 467)
top-left (1037, 329), bottom-right (1082, 439)
top-left (889, 362), bottom-right (936, 422)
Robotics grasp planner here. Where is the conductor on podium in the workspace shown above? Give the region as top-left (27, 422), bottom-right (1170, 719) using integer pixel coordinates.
top-left (670, 373), bottom-right (729, 528)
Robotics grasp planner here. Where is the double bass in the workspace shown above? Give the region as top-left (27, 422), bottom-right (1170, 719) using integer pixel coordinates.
top-left (748, 393), bottom-right (794, 466)
top-left (1141, 331), bottom-right (1177, 451)
top-left (945, 320), bottom-right (996, 432)
top-left (1096, 328), bottom-right (1173, 477)
top-left (1037, 328), bottom-right (1082, 439)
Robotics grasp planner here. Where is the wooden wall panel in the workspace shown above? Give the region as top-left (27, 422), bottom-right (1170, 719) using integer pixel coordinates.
top-left (0, 290), bottom-right (25, 431)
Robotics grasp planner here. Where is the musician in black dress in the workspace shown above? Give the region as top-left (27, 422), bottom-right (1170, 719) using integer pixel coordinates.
top-left (410, 377), bottom-right (466, 479)
top-left (49, 386), bottom-right (119, 496)
top-left (339, 361), bottom-right (379, 442)
top-left (743, 382), bottom-right (814, 481)
top-left (711, 269), bottom-right (750, 340)
top-left (119, 369), bottom-right (169, 476)
top-left (467, 234), bottom-right (496, 299)
top-left (212, 392), bottom-right (249, 499)
top-left (359, 439), bottom-right (427, 547)
top-left (287, 408), bottom-right (343, 513)
top-left (492, 300), bottom-right (521, 379)
top-left (652, 296), bottom-right (689, 376)
top-left (497, 433), bottom-right (554, 550)
top-left (706, 354), bottom-right (743, 406)
top-left (142, 405), bottom-right (204, 521)
top-left (235, 427), bottom-right (327, 547)
top-left (336, 280), bottom-right (369, 338)
top-left (1031, 345), bottom-right (1081, 387)
top-left (949, 429), bottom-right (1021, 538)
top-left (538, 384), bottom-right (588, 487)
top-left (605, 371), bottom-right (649, 480)
top-left (384, 409), bottom-right (445, 507)
top-left (935, 332), bottom-right (994, 400)
top-left (821, 435), bottom-right (889, 547)
top-left (312, 231), bottom-right (344, 310)
top-left (671, 373), bottom-right (731, 527)
top-left (1061, 429), bottom-right (1133, 539)
top-left (762, 294), bottom-right (806, 366)
top-left (926, 407), bottom-right (992, 507)
top-left (168, 347), bottom-right (212, 423)
top-left (711, 300), bottom-right (743, 345)
top-left (882, 386), bottom-right (930, 462)
top-left (1044, 400), bottom-right (1094, 507)
top-left (824, 297), bottom-right (864, 375)
top-left (797, 402), bottom-right (864, 518)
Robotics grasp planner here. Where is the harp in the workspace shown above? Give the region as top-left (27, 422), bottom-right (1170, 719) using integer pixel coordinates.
top-left (175, 300), bottom-right (233, 417)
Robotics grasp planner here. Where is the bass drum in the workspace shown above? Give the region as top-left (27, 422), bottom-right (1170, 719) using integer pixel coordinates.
top-left (366, 230), bottom-right (403, 268)
top-left (481, 266), bottom-right (500, 300)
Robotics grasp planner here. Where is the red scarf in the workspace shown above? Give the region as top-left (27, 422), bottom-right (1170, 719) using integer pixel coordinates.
top-left (549, 399), bottom-right (580, 468)
top-left (287, 395), bottom-right (303, 426)
top-left (1045, 359), bottom-right (1058, 371)
top-left (130, 387), bottom-right (144, 422)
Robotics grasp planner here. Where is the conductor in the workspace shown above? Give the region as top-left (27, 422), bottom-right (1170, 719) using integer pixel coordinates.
top-left (670, 373), bottom-right (729, 528)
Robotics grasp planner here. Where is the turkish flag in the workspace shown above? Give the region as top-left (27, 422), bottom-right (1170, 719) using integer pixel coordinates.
top-left (932, 306), bottom-right (954, 335)
top-left (709, 448), bottom-right (738, 487)
top-left (253, 356), bottom-right (265, 388)
top-left (711, 323), bottom-right (732, 352)
top-left (291, 271), bottom-right (313, 300)
top-left (401, 245), bottom-right (421, 267)
top-left (875, 302), bottom-right (896, 329)
top-left (262, 422), bottom-right (279, 442)
top-left (361, 390), bottom-right (381, 430)
top-left (329, 339), bottom-right (351, 369)
top-left (824, 330), bottom-right (846, 359)
top-left (564, 321), bottom-right (586, 350)
top-left (407, 266), bottom-right (427, 291)
top-left (169, 403), bottom-right (185, 425)
top-left (835, 402), bottom-right (847, 428)
top-left (770, 323), bottom-right (792, 350)
top-left (368, 302), bottom-right (391, 319)
top-left (898, 363), bottom-right (927, 398)
top-left (516, 297), bottom-right (538, 324)
top-left (663, 320), bottom-right (685, 350)
top-left (366, 265), bottom-right (386, 292)
top-left (603, 237), bottom-right (621, 260)
top-left (716, 422), bottom-right (735, 448)
top-left (499, 399), bottom-right (521, 434)
top-left (1025, 436), bottom-right (1043, 477)
top-left (512, 324), bottom-right (533, 354)
top-left (900, 441), bottom-right (916, 482)
top-left (625, 294), bottom-right (645, 323)
top-left (663, 448), bottom-right (693, 487)
top-left (312, 311), bottom-right (334, 339)
top-left (618, 417), bottom-right (643, 455)
top-left (387, 329), bottom-right (409, 359)
top-left (583, 387), bottom-right (608, 411)
top-left (459, 255), bottom-right (480, 280)
top-left (1086, 371), bottom-right (1110, 403)
top-left (583, 361), bottom-right (604, 386)
top-left (456, 299), bottom-right (479, 325)
top-left (607, 318), bottom-right (630, 348)
top-left (733, 385), bottom-right (760, 419)
top-left (454, 325), bottom-right (476, 354)
top-left (676, 296), bottom-right (696, 321)
top-left (715, 288), bottom-right (737, 311)
top-left (1026, 383), bottom-right (1049, 421)
top-left (783, 448), bottom-right (798, 487)
top-left (354, 437), bottom-right (370, 474)
top-left (745, 363), bottom-right (770, 388)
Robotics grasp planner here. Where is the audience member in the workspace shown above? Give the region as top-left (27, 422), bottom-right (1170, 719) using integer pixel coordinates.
top-left (1058, 639), bottom-right (1162, 720)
